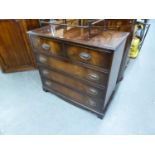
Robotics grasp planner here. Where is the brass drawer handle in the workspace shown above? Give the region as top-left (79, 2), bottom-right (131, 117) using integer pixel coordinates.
top-left (45, 80), bottom-right (52, 86)
top-left (79, 52), bottom-right (91, 60)
top-left (39, 56), bottom-right (47, 63)
top-left (87, 88), bottom-right (98, 96)
top-left (87, 99), bottom-right (97, 107)
top-left (87, 73), bottom-right (100, 81)
top-left (42, 43), bottom-right (50, 50)
top-left (42, 70), bottom-right (49, 75)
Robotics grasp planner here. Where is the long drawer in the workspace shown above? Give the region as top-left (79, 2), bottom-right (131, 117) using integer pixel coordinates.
top-left (40, 67), bottom-right (106, 98)
top-left (43, 78), bottom-right (103, 112)
top-left (36, 53), bottom-right (108, 86)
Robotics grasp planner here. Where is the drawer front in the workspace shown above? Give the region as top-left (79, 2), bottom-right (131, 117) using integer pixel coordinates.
top-left (43, 79), bottom-right (103, 111)
top-left (65, 44), bottom-right (112, 69)
top-left (31, 36), bottom-right (63, 57)
top-left (36, 54), bottom-right (108, 86)
top-left (40, 67), bottom-right (105, 98)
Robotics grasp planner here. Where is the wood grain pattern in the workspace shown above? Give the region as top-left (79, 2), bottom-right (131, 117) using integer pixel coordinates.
top-left (29, 25), bottom-right (129, 118)
top-left (104, 20), bottom-right (135, 82)
top-left (40, 67), bottom-right (105, 98)
top-left (43, 79), bottom-right (102, 112)
top-left (28, 25), bottom-right (129, 50)
top-left (36, 53), bottom-right (108, 86)
top-left (0, 19), bottom-right (40, 72)
top-left (31, 36), bottom-right (63, 57)
top-left (65, 44), bottom-right (112, 69)
top-left (99, 19), bottom-right (135, 82)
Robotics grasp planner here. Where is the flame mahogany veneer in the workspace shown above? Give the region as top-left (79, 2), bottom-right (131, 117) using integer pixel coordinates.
top-left (28, 25), bottom-right (129, 119)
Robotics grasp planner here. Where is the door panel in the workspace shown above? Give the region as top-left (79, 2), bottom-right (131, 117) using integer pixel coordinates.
top-left (0, 19), bottom-right (39, 72)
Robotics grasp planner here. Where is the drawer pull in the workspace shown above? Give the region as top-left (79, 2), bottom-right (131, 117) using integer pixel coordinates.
top-left (87, 88), bottom-right (98, 96)
top-left (88, 73), bottom-right (100, 81)
top-left (42, 70), bottom-right (49, 75)
top-left (42, 43), bottom-right (50, 50)
top-left (80, 52), bottom-right (91, 60)
top-left (87, 99), bottom-right (96, 107)
top-left (39, 56), bottom-right (47, 63)
top-left (45, 81), bottom-right (52, 86)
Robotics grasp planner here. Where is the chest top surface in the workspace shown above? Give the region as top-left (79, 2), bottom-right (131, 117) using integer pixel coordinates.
top-left (28, 25), bottom-right (129, 50)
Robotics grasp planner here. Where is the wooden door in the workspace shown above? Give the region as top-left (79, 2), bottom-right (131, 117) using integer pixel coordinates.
top-left (0, 19), bottom-right (39, 72)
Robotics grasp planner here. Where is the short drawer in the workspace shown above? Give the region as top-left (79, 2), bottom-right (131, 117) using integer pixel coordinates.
top-left (43, 79), bottom-right (103, 111)
top-left (36, 54), bottom-right (108, 86)
top-left (65, 44), bottom-right (112, 69)
top-left (31, 36), bottom-right (63, 57)
top-left (40, 67), bottom-right (105, 98)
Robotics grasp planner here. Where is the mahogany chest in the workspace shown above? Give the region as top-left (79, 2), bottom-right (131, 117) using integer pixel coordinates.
top-left (28, 25), bottom-right (129, 118)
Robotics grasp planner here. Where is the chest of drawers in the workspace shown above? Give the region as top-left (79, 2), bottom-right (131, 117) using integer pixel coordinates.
top-left (28, 25), bottom-right (129, 119)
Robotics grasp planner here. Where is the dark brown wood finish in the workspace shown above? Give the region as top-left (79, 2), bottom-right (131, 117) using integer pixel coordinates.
top-left (0, 19), bottom-right (40, 72)
top-left (30, 36), bottom-right (63, 57)
top-left (36, 53), bottom-right (108, 86)
top-left (29, 25), bottom-right (129, 50)
top-left (118, 20), bottom-right (135, 82)
top-left (85, 19), bottom-right (135, 81)
top-left (43, 78), bottom-right (103, 112)
top-left (38, 19), bottom-right (135, 82)
top-left (104, 19), bottom-right (135, 82)
top-left (31, 35), bottom-right (113, 69)
top-left (65, 44), bottom-right (112, 69)
top-left (28, 25), bottom-right (129, 118)
top-left (40, 67), bottom-right (106, 98)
